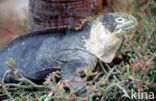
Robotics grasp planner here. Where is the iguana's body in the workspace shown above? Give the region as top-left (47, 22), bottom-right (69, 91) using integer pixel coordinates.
top-left (0, 13), bottom-right (137, 90)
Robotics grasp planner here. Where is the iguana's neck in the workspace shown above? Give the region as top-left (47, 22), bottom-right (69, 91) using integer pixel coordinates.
top-left (83, 20), bottom-right (123, 63)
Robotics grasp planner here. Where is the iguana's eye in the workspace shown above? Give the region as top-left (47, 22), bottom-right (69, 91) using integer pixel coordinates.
top-left (115, 17), bottom-right (125, 23)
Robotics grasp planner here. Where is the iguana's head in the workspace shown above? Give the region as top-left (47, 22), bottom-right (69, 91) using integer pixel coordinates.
top-left (85, 13), bottom-right (137, 63)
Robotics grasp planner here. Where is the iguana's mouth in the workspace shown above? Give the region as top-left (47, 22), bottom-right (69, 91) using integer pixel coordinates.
top-left (123, 16), bottom-right (138, 31)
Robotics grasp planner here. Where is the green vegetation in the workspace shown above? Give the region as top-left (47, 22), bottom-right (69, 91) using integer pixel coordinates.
top-left (0, 1), bottom-right (155, 101)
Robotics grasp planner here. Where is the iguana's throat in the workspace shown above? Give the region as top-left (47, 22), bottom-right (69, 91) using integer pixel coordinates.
top-left (84, 21), bottom-right (123, 63)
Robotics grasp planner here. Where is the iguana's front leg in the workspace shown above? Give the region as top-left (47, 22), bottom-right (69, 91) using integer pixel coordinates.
top-left (61, 55), bottom-right (97, 91)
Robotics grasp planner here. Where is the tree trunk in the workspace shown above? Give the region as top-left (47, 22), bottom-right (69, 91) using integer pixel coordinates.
top-left (28, 0), bottom-right (113, 32)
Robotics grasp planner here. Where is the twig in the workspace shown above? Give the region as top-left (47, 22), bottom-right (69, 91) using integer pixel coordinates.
top-left (105, 66), bottom-right (117, 81)
top-left (104, 63), bottom-right (111, 70)
top-left (2, 70), bottom-right (9, 83)
top-left (1, 70), bottom-right (14, 99)
top-left (5, 84), bottom-right (32, 89)
top-left (99, 62), bottom-right (108, 74)
top-left (3, 72), bottom-right (49, 90)
top-left (4, 60), bottom-right (49, 89)
top-left (93, 72), bottom-right (103, 83)
top-left (0, 25), bottom-right (15, 35)
top-left (105, 81), bottom-right (126, 91)
top-left (15, 77), bottom-right (45, 89)
top-left (105, 63), bottom-right (120, 81)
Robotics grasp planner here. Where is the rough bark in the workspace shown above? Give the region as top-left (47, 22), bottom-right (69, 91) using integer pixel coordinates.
top-left (28, 0), bottom-right (113, 32)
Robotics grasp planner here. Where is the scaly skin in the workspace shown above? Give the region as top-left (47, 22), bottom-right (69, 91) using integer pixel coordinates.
top-left (0, 13), bottom-right (137, 90)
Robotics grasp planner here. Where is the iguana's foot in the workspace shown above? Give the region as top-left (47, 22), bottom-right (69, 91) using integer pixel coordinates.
top-left (60, 75), bottom-right (86, 95)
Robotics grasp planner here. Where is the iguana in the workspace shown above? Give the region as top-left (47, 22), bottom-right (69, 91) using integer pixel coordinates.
top-left (0, 13), bottom-right (137, 90)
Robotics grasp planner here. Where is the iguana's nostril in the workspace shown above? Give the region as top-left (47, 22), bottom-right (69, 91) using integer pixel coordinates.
top-left (129, 15), bottom-right (138, 26)
top-left (129, 16), bottom-right (135, 22)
